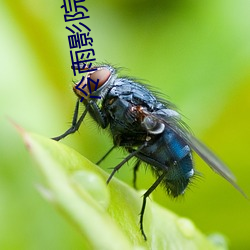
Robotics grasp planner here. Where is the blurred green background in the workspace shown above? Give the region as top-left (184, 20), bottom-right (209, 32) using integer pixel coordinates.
top-left (0, 0), bottom-right (250, 249)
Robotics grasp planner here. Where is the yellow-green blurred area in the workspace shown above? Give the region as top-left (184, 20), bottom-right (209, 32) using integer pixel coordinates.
top-left (0, 0), bottom-right (250, 249)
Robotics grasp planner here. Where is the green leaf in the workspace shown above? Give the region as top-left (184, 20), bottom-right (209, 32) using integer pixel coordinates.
top-left (19, 127), bottom-right (226, 250)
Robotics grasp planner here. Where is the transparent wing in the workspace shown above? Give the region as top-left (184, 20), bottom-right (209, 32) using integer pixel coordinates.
top-left (149, 110), bottom-right (247, 198)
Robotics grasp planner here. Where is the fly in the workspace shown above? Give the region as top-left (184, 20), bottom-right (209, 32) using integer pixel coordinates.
top-left (52, 63), bottom-right (247, 240)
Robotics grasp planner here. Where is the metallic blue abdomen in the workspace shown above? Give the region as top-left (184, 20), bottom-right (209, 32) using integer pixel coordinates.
top-left (136, 128), bottom-right (194, 197)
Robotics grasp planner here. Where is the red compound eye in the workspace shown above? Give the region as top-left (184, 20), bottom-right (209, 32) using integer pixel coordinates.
top-left (88, 68), bottom-right (111, 92)
top-left (73, 67), bottom-right (111, 99)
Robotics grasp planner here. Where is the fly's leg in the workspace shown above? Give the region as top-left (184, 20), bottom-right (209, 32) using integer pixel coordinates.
top-left (52, 100), bottom-right (88, 141)
top-left (52, 99), bottom-right (107, 141)
top-left (133, 160), bottom-right (141, 189)
top-left (96, 145), bottom-right (116, 165)
top-left (107, 144), bottom-right (146, 184)
top-left (88, 100), bottom-right (107, 129)
top-left (140, 172), bottom-right (166, 240)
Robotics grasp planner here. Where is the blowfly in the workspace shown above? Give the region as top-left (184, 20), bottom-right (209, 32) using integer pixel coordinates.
top-left (52, 63), bottom-right (246, 240)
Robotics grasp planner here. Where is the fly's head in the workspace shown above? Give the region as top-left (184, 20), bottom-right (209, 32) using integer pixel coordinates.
top-left (72, 64), bottom-right (117, 102)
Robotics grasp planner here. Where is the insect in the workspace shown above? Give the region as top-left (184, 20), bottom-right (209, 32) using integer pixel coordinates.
top-left (52, 63), bottom-right (246, 240)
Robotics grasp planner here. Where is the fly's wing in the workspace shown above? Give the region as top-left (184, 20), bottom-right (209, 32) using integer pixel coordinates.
top-left (181, 131), bottom-right (248, 197)
top-left (151, 109), bottom-right (247, 198)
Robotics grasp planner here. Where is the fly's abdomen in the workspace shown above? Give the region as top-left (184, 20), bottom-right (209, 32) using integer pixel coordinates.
top-left (163, 129), bottom-right (194, 197)
top-left (164, 153), bottom-right (193, 197)
top-left (137, 128), bottom-right (194, 197)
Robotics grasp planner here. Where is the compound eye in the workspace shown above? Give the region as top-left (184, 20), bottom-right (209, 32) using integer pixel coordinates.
top-left (73, 67), bottom-right (112, 99)
top-left (88, 68), bottom-right (111, 92)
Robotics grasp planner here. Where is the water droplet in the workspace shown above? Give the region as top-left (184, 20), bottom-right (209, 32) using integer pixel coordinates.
top-left (177, 217), bottom-right (196, 238)
top-left (71, 170), bottom-right (110, 209)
